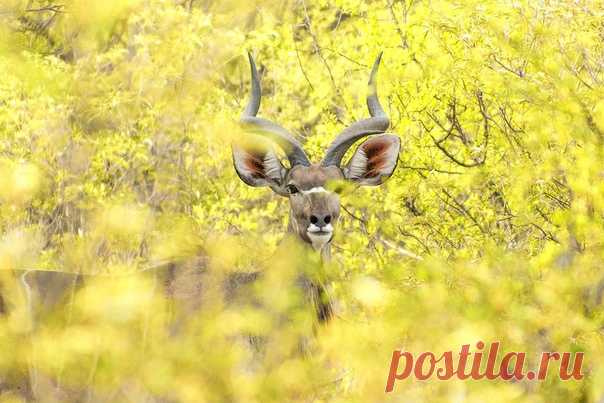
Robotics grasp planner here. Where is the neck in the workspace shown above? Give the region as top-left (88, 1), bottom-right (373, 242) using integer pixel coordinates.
top-left (319, 243), bottom-right (331, 262)
top-left (287, 211), bottom-right (333, 322)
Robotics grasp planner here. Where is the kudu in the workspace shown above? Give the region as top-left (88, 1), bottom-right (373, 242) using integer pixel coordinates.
top-left (0, 51), bottom-right (400, 400)
top-left (1, 53), bottom-right (400, 321)
top-left (232, 52), bottom-right (400, 320)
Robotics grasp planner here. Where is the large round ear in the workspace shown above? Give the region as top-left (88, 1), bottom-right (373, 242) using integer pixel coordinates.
top-left (343, 134), bottom-right (400, 186)
top-left (232, 139), bottom-right (288, 195)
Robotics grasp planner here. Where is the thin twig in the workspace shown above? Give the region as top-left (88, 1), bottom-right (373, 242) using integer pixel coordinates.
top-left (300, 0), bottom-right (339, 96)
top-left (292, 26), bottom-right (314, 91)
top-left (378, 237), bottom-right (423, 260)
top-left (441, 189), bottom-right (488, 235)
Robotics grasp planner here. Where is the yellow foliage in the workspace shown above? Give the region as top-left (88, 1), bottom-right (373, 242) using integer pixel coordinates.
top-left (0, 0), bottom-right (602, 401)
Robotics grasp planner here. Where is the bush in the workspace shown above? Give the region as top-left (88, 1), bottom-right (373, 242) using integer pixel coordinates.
top-left (0, 0), bottom-right (602, 401)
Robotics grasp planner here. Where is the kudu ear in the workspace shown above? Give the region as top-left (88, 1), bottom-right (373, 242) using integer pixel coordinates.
top-left (232, 140), bottom-right (288, 195)
top-left (343, 134), bottom-right (400, 186)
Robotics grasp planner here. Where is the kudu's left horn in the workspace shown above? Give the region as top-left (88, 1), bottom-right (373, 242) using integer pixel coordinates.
top-left (240, 52), bottom-right (311, 167)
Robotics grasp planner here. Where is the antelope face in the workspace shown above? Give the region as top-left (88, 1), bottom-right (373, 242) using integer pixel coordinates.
top-left (285, 165), bottom-right (343, 250)
top-left (232, 52), bottom-right (400, 252)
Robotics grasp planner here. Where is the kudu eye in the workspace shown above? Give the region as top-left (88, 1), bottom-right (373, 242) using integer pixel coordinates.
top-left (286, 184), bottom-right (299, 195)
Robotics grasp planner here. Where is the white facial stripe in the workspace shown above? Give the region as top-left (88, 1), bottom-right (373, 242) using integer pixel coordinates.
top-left (307, 223), bottom-right (333, 233)
top-left (302, 186), bottom-right (328, 195)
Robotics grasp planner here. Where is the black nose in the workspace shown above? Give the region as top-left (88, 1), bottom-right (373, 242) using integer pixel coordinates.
top-left (310, 214), bottom-right (331, 227)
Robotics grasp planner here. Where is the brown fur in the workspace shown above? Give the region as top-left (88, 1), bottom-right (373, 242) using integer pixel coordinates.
top-left (286, 164), bottom-right (343, 246)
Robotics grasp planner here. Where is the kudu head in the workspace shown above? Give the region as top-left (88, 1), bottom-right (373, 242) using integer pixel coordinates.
top-left (233, 52), bottom-right (400, 254)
